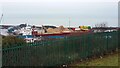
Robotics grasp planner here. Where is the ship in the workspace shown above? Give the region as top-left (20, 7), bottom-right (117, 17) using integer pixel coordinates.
top-left (32, 31), bottom-right (71, 36)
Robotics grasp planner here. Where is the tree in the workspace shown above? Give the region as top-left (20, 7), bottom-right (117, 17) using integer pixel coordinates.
top-left (95, 22), bottom-right (108, 28)
top-left (94, 22), bottom-right (108, 32)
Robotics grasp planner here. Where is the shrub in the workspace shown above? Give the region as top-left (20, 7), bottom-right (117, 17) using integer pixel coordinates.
top-left (2, 36), bottom-right (26, 48)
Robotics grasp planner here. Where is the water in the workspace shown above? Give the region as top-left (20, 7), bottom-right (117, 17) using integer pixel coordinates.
top-left (17, 35), bottom-right (33, 38)
top-left (47, 36), bottom-right (65, 39)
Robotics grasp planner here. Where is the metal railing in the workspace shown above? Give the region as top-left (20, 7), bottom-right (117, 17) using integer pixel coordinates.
top-left (2, 31), bottom-right (118, 66)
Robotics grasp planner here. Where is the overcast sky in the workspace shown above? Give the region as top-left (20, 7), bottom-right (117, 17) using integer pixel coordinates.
top-left (0, 0), bottom-right (119, 27)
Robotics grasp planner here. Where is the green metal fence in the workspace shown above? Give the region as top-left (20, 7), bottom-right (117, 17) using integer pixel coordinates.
top-left (2, 31), bottom-right (118, 66)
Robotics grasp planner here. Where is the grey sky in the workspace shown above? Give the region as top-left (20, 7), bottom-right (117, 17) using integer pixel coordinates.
top-left (0, 1), bottom-right (118, 27)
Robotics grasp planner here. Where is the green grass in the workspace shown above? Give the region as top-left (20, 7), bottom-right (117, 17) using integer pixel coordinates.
top-left (70, 53), bottom-right (119, 66)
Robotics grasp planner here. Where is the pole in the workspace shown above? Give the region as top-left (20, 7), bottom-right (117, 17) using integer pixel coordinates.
top-left (69, 17), bottom-right (70, 28)
top-left (0, 13), bottom-right (3, 23)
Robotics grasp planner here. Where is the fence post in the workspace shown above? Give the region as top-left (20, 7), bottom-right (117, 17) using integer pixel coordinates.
top-left (106, 32), bottom-right (108, 53)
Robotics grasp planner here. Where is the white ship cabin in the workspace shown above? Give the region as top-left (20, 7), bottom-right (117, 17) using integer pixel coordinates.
top-left (19, 25), bottom-right (32, 35)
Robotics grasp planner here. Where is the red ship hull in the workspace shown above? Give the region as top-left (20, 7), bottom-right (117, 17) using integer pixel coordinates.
top-left (32, 31), bottom-right (70, 36)
top-left (38, 33), bottom-right (70, 36)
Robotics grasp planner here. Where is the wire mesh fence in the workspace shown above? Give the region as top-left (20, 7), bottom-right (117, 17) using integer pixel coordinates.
top-left (2, 31), bottom-right (118, 66)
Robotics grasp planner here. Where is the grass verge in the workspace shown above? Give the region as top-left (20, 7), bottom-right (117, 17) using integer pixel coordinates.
top-left (69, 52), bottom-right (119, 66)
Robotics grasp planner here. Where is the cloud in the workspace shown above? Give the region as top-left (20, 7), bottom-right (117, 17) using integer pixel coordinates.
top-left (1, 1), bottom-right (118, 27)
top-left (0, 0), bottom-right (119, 3)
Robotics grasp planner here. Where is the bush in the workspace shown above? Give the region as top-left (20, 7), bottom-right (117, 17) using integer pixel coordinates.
top-left (2, 36), bottom-right (26, 48)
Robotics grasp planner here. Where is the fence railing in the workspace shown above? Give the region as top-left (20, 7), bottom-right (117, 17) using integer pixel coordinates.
top-left (2, 31), bottom-right (118, 66)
